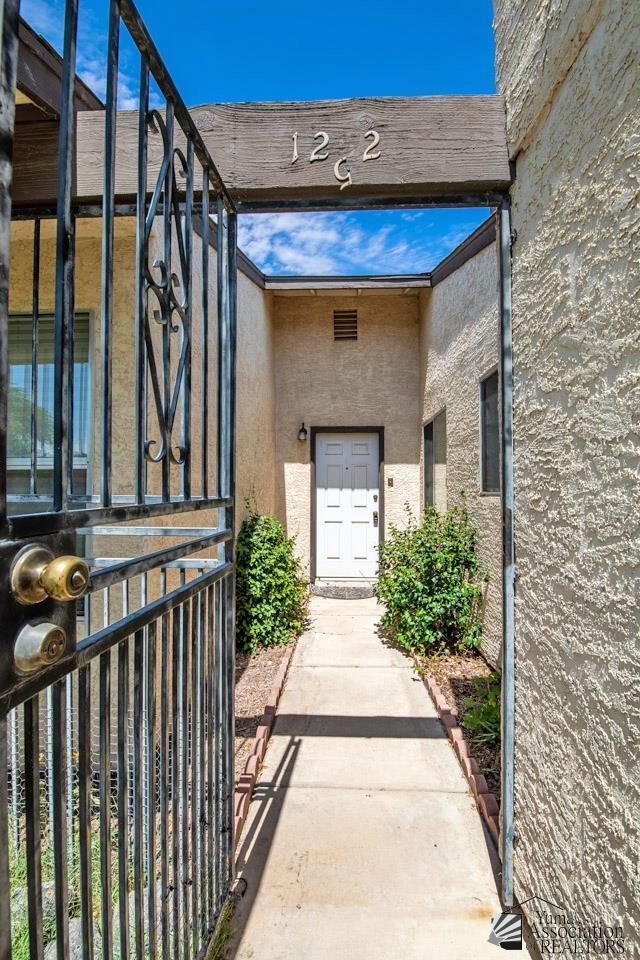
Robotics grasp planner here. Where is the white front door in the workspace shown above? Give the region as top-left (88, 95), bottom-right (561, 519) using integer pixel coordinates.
top-left (315, 432), bottom-right (380, 579)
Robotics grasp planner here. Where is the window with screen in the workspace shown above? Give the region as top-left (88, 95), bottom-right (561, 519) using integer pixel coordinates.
top-left (424, 409), bottom-right (447, 510)
top-left (480, 369), bottom-right (500, 493)
top-left (7, 313), bottom-right (91, 497)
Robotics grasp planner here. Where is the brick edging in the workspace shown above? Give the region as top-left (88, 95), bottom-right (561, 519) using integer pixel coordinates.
top-left (411, 652), bottom-right (501, 851)
top-left (233, 642), bottom-right (297, 849)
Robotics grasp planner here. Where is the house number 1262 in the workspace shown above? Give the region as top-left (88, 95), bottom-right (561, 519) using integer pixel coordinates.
top-left (290, 130), bottom-right (382, 190)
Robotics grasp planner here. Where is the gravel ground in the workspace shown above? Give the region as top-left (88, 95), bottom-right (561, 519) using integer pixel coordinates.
top-left (419, 651), bottom-right (501, 804)
top-left (234, 642), bottom-right (295, 781)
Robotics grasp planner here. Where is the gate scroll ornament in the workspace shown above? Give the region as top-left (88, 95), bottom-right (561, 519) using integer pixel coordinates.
top-left (143, 108), bottom-right (194, 470)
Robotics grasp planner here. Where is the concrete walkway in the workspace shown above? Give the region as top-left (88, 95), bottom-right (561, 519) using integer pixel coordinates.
top-left (228, 597), bottom-right (505, 960)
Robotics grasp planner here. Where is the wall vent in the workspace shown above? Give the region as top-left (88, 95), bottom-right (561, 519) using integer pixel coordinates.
top-left (333, 310), bottom-right (358, 341)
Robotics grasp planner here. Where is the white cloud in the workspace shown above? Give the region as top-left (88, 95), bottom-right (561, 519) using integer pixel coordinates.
top-left (22, 0), bottom-right (63, 46)
top-left (21, 0), bottom-right (161, 110)
top-left (238, 211), bottom-right (483, 276)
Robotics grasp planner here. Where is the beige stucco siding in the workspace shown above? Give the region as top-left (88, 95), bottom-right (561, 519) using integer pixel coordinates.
top-left (235, 282), bottom-right (276, 526)
top-left (419, 242), bottom-right (502, 666)
top-left (273, 293), bottom-right (421, 575)
top-left (496, 0), bottom-right (640, 939)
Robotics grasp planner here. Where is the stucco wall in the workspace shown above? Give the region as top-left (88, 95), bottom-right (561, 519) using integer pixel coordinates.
top-left (419, 242), bottom-right (502, 666)
top-left (235, 280), bottom-right (276, 527)
top-left (495, 0), bottom-right (640, 943)
top-left (273, 292), bottom-right (421, 576)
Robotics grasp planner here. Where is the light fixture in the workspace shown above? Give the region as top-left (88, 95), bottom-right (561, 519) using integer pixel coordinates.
top-left (298, 422), bottom-right (308, 442)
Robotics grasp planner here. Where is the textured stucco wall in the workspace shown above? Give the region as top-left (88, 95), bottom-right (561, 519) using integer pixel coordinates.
top-left (273, 292), bottom-right (421, 576)
top-left (235, 281), bottom-right (276, 527)
top-left (419, 242), bottom-right (503, 667)
top-left (495, 0), bottom-right (640, 944)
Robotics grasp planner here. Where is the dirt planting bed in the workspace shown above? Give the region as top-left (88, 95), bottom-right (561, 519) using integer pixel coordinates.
top-left (234, 643), bottom-right (295, 782)
top-left (418, 652), bottom-right (501, 805)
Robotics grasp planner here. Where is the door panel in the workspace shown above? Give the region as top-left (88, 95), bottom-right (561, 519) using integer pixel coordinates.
top-left (316, 432), bottom-right (379, 579)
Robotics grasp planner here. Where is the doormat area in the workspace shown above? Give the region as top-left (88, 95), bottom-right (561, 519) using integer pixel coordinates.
top-left (311, 580), bottom-right (376, 599)
top-left (411, 651), bottom-right (501, 850)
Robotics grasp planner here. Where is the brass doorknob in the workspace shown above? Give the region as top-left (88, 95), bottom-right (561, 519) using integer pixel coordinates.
top-left (10, 545), bottom-right (90, 605)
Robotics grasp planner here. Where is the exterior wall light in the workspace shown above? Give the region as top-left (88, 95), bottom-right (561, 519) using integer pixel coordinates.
top-left (298, 423), bottom-right (308, 442)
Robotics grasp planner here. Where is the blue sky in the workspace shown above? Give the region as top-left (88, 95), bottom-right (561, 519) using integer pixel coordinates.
top-left (24, 0), bottom-right (496, 274)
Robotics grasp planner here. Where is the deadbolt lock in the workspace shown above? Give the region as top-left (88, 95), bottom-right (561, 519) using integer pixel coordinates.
top-left (14, 621), bottom-right (67, 674)
top-left (10, 544), bottom-right (90, 605)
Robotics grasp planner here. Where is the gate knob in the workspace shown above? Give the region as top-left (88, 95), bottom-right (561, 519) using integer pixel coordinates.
top-left (10, 545), bottom-right (90, 605)
top-left (14, 622), bottom-right (67, 674)
top-left (41, 555), bottom-right (90, 602)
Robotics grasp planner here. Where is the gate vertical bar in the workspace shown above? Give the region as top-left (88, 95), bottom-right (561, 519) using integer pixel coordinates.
top-left (117, 640), bottom-right (131, 960)
top-left (135, 61), bottom-right (149, 504)
top-left (24, 697), bottom-right (44, 960)
top-left (99, 654), bottom-right (114, 960)
top-left (52, 0), bottom-right (79, 512)
top-left (145, 620), bottom-right (157, 960)
top-left (200, 173), bottom-right (210, 499)
top-left (133, 629), bottom-right (145, 960)
top-left (100, 0), bottom-right (121, 506)
top-left (0, 715), bottom-right (11, 958)
top-left (158, 607), bottom-right (170, 959)
top-left (224, 210), bottom-right (237, 889)
top-left (30, 217), bottom-right (40, 495)
top-left (181, 139), bottom-right (193, 502)
top-left (498, 198), bottom-right (516, 907)
top-left (0, 0), bottom-right (20, 534)
top-left (216, 198), bottom-right (237, 892)
top-left (170, 608), bottom-right (180, 956)
top-left (52, 680), bottom-right (70, 960)
top-left (161, 103), bottom-right (174, 503)
top-left (65, 221), bottom-right (76, 500)
top-left (78, 666), bottom-right (94, 960)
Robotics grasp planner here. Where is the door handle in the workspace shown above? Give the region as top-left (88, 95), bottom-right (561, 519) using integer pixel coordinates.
top-left (373, 511), bottom-right (379, 527)
top-left (11, 544), bottom-right (90, 605)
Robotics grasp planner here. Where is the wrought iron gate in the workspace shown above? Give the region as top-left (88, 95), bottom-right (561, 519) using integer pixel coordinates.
top-left (0, 0), bottom-right (238, 957)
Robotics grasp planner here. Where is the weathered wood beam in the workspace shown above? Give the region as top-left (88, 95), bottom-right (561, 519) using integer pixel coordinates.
top-left (17, 16), bottom-right (104, 117)
top-left (11, 95), bottom-right (512, 209)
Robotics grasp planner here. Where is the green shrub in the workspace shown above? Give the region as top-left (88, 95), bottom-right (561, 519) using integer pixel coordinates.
top-left (462, 672), bottom-right (501, 746)
top-left (375, 500), bottom-right (485, 654)
top-left (236, 511), bottom-right (307, 654)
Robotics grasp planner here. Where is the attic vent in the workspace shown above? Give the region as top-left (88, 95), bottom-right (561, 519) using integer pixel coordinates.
top-left (333, 310), bottom-right (358, 341)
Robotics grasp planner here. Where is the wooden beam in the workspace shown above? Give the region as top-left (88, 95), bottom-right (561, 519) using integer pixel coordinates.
top-left (11, 95), bottom-right (511, 208)
top-left (13, 120), bottom-right (61, 206)
top-left (17, 16), bottom-right (104, 117)
top-left (266, 275), bottom-right (431, 291)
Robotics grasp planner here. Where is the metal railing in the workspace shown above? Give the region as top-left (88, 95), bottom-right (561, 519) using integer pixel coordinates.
top-left (0, 0), bottom-right (238, 957)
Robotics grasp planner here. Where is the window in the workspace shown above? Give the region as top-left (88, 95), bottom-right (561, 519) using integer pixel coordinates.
top-left (424, 409), bottom-right (447, 510)
top-left (480, 369), bottom-right (500, 493)
top-left (7, 313), bottom-right (91, 498)
top-left (333, 310), bottom-right (357, 341)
